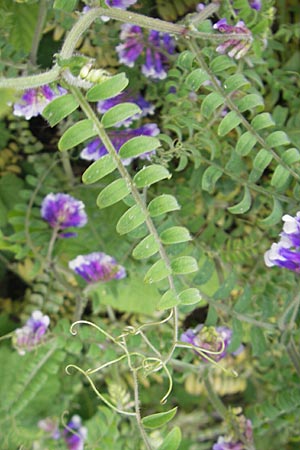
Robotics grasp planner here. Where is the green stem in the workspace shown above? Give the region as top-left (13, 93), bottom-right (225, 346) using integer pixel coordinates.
top-left (203, 370), bottom-right (227, 419)
top-left (46, 226), bottom-right (59, 264)
top-left (29, 0), bottom-right (48, 66)
top-left (132, 369), bottom-right (153, 450)
top-left (61, 151), bottom-right (75, 186)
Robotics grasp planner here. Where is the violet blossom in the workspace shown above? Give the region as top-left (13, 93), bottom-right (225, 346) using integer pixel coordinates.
top-left (80, 123), bottom-right (160, 163)
top-left (38, 418), bottom-right (60, 440)
top-left (97, 91), bottom-right (155, 127)
top-left (13, 310), bottom-right (50, 355)
top-left (213, 19), bottom-right (252, 59)
top-left (181, 325), bottom-right (240, 362)
top-left (213, 417), bottom-right (253, 450)
top-left (264, 212), bottom-right (300, 272)
top-left (249, 0), bottom-right (261, 10)
top-left (63, 415), bottom-right (87, 450)
top-left (41, 193), bottom-right (88, 231)
top-left (69, 252), bottom-right (126, 283)
top-left (13, 85), bottom-right (66, 120)
top-left (116, 24), bottom-right (175, 80)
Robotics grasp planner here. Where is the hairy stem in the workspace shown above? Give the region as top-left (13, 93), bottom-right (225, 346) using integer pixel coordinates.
top-left (132, 369), bottom-right (153, 450)
top-left (29, 0), bottom-right (48, 66)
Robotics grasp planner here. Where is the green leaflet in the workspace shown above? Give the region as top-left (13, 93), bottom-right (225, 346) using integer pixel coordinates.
top-left (210, 55), bottom-right (237, 73)
top-left (176, 50), bottom-right (195, 69)
top-left (249, 149), bottom-right (273, 182)
top-left (266, 131), bottom-right (291, 147)
top-left (119, 136), bottom-right (161, 159)
top-left (86, 73), bottom-right (129, 101)
top-left (157, 289), bottom-right (179, 310)
top-left (133, 164), bottom-right (171, 188)
top-left (171, 256), bottom-right (198, 275)
top-left (184, 68), bottom-right (209, 91)
top-left (201, 166), bottom-right (223, 193)
top-left (132, 235), bottom-right (159, 260)
top-left (251, 112), bottom-right (275, 130)
top-left (158, 427), bottom-right (182, 450)
top-left (116, 204), bottom-right (146, 235)
top-left (148, 194), bottom-right (180, 217)
top-left (178, 288), bottom-right (202, 305)
top-left (201, 92), bottom-right (224, 118)
top-left (224, 73), bottom-right (251, 93)
top-left (144, 259), bottom-right (171, 283)
top-left (54, 0), bottom-right (77, 10)
top-left (160, 226), bottom-right (192, 245)
top-left (58, 119), bottom-right (97, 151)
top-left (250, 326), bottom-right (267, 357)
top-left (96, 179), bottom-right (130, 208)
top-left (218, 111), bottom-right (242, 136)
top-left (42, 94), bottom-right (79, 127)
top-left (82, 155), bottom-right (117, 184)
top-left (282, 148), bottom-right (300, 165)
top-left (142, 407), bottom-right (177, 429)
top-left (101, 102), bottom-right (141, 128)
top-left (228, 186), bottom-right (251, 214)
top-left (7, 2), bottom-right (39, 53)
top-left (236, 131), bottom-right (257, 156)
top-left (235, 93), bottom-right (264, 113)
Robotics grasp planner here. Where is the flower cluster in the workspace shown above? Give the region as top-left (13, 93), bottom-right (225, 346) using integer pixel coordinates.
top-left (69, 252), bottom-right (126, 283)
top-left (181, 325), bottom-right (242, 362)
top-left (116, 24), bottom-right (175, 80)
top-left (80, 123), bottom-right (159, 163)
top-left (13, 310), bottom-right (50, 355)
top-left (213, 19), bottom-right (252, 59)
top-left (38, 415), bottom-right (87, 450)
top-left (213, 415), bottom-right (253, 450)
top-left (13, 85), bottom-right (66, 120)
top-left (264, 212), bottom-right (300, 272)
top-left (41, 193), bottom-right (88, 232)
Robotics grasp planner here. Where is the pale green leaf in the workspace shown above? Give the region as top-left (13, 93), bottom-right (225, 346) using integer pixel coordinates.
top-left (54, 0), bottom-right (77, 10)
top-left (82, 155), bottom-right (117, 184)
top-left (96, 179), bottom-right (130, 208)
top-left (224, 74), bottom-right (251, 93)
top-left (266, 131), bottom-right (290, 147)
top-left (133, 164), bottom-right (171, 189)
top-left (270, 166), bottom-right (291, 191)
top-left (235, 93), bottom-right (264, 113)
top-left (228, 186), bottom-right (251, 214)
top-left (119, 136), bottom-right (160, 159)
top-left (132, 235), bottom-right (159, 260)
top-left (158, 427), bottom-right (182, 450)
top-left (142, 407), bottom-right (177, 429)
top-left (148, 195), bottom-right (180, 217)
top-left (171, 256), bottom-right (198, 275)
top-left (178, 288), bottom-right (202, 305)
top-left (210, 55), bottom-right (236, 73)
top-left (144, 260), bottom-right (171, 283)
top-left (282, 148), bottom-right (300, 165)
top-left (185, 68), bottom-right (209, 91)
top-left (251, 113), bottom-right (275, 131)
top-left (101, 103), bottom-right (141, 128)
top-left (86, 73), bottom-right (129, 101)
top-left (42, 94), bottom-right (79, 127)
top-left (236, 131), bottom-right (257, 156)
top-left (58, 119), bottom-right (97, 151)
top-left (116, 204), bottom-right (146, 235)
top-left (218, 111), bottom-right (242, 136)
top-left (201, 92), bottom-right (224, 118)
top-left (176, 50), bottom-right (195, 69)
top-left (160, 226), bottom-right (191, 245)
top-left (157, 289), bottom-right (179, 310)
top-left (201, 166), bottom-right (223, 193)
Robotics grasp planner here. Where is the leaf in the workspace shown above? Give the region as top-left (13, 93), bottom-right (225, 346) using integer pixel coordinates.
top-left (144, 260), bottom-right (171, 283)
top-left (250, 327), bottom-right (267, 357)
top-left (236, 131), bottom-right (257, 156)
top-left (218, 111), bottom-right (242, 136)
top-left (271, 165), bottom-right (291, 191)
top-left (58, 120), bottom-right (97, 151)
top-left (224, 74), bottom-right (251, 93)
top-left (251, 113), bottom-right (275, 131)
top-left (116, 205), bottom-right (146, 235)
top-left (8, 3), bottom-right (39, 53)
top-left (133, 164), bottom-right (171, 189)
top-left (148, 195), bottom-right (180, 217)
top-left (235, 93), bottom-right (264, 113)
top-left (259, 198), bottom-right (283, 227)
top-left (119, 136), bottom-right (160, 159)
top-left (142, 407), bottom-right (177, 429)
top-left (42, 94), bottom-right (79, 127)
top-left (228, 186), bottom-right (251, 214)
top-left (96, 179), bottom-right (130, 208)
top-left (201, 92), bottom-right (224, 118)
top-left (82, 155), bottom-right (117, 184)
top-left (86, 73), bottom-right (129, 101)
top-left (178, 288), bottom-right (202, 305)
top-left (101, 103), bottom-right (141, 128)
top-left (54, 0), bottom-right (77, 10)
top-left (157, 289), bottom-right (179, 310)
top-left (210, 55), bottom-right (237, 73)
top-left (282, 148), bottom-right (300, 165)
top-left (249, 149), bottom-right (273, 182)
top-left (160, 226), bottom-right (192, 245)
top-left (266, 131), bottom-right (290, 147)
top-left (158, 427), bottom-right (181, 450)
top-left (176, 50), bottom-right (195, 69)
top-left (201, 166), bottom-right (223, 193)
top-left (171, 256), bottom-right (198, 275)
top-left (185, 68), bottom-right (210, 91)
top-left (132, 235), bottom-right (159, 260)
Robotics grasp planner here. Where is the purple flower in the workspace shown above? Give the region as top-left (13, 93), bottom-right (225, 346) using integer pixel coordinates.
top-left (105, 0), bottom-right (137, 7)
top-left (13, 85), bottom-right (66, 120)
top-left (213, 19), bottom-right (252, 59)
top-left (80, 123), bottom-right (160, 163)
top-left (264, 212), bottom-right (300, 272)
top-left (69, 252), bottom-right (126, 283)
top-left (63, 415), bottom-right (87, 450)
top-left (13, 310), bottom-right (50, 355)
top-left (97, 91), bottom-right (155, 127)
top-left (181, 325), bottom-right (234, 362)
top-left (38, 418), bottom-right (60, 439)
top-left (213, 418), bottom-right (253, 450)
top-left (41, 193), bottom-right (88, 230)
top-left (116, 24), bottom-right (175, 79)
top-left (249, 0), bottom-right (261, 10)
